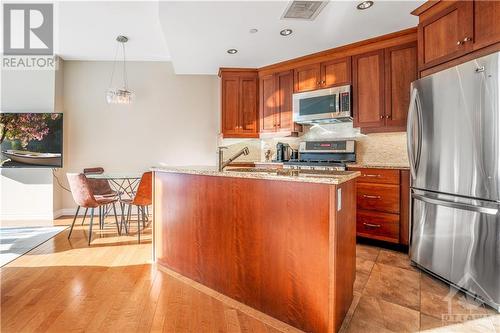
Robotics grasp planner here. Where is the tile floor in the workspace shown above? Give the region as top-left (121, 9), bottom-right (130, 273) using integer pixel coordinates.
top-left (341, 244), bottom-right (500, 333)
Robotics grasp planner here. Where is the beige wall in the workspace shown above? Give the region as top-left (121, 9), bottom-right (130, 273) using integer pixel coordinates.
top-left (60, 61), bottom-right (219, 211)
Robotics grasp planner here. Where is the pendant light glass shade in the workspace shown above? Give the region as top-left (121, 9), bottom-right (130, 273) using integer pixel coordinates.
top-left (106, 35), bottom-right (133, 104)
top-left (106, 89), bottom-right (133, 104)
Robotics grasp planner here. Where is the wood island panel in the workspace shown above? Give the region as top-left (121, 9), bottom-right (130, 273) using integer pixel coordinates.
top-left (154, 172), bottom-right (356, 333)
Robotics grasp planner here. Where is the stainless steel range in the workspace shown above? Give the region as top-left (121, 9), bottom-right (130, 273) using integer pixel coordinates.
top-left (283, 140), bottom-right (355, 171)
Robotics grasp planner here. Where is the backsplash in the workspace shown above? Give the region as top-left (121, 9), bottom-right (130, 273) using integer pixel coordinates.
top-left (220, 123), bottom-right (409, 167)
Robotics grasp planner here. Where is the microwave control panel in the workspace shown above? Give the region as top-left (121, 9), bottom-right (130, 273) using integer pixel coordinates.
top-left (340, 92), bottom-right (350, 112)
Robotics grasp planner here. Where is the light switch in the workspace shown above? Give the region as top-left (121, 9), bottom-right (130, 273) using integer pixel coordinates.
top-left (337, 188), bottom-right (342, 211)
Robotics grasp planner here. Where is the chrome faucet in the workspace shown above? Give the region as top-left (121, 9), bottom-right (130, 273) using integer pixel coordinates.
top-left (218, 146), bottom-right (250, 171)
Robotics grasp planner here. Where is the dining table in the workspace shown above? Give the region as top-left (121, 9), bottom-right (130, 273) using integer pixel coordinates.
top-left (86, 172), bottom-right (147, 233)
top-left (86, 172), bottom-right (143, 200)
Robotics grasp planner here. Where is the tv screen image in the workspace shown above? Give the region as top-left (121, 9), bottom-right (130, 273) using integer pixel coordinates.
top-left (0, 113), bottom-right (63, 168)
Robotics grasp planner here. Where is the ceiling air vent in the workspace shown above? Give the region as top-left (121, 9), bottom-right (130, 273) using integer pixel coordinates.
top-left (281, 1), bottom-right (328, 20)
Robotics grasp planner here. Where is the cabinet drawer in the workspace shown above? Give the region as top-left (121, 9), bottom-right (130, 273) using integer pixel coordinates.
top-left (350, 168), bottom-right (400, 185)
top-left (356, 209), bottom-right (400, 243)
top-left (357, 183), bottom-right (400, 214)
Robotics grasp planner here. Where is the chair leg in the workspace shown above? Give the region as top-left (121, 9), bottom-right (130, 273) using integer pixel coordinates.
top-left (112, 202), bottom-right (120, 235)
top-left (68, 206), bottom-right (81, 239)
top-left (142, 206), bottom-right (146, 228)
top-left (137, 206), bottom-right (141, 244)
top-left (125, 204), bottom-right (131, 234)
top-left (81, 207), bottom-right (88, 226)
top-left (88, 208), bottom-right (95, 245)
top-left (99, 206), bottom-right (104, 230)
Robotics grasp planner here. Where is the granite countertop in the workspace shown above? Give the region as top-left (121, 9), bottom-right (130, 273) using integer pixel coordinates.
top-left (152, 166), bottom-right (360, 185)
top-left (347, 163), bottom-right (410, 170)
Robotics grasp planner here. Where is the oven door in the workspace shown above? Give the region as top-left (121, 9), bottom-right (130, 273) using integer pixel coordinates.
top-left (292, 86), bottom-right (350, 123)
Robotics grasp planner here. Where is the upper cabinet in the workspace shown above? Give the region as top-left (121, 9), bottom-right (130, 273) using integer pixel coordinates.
top-left (473, 0), bottom-right (500, 50)
top-left (220, 69), bottom-right (259, 138)
top-left (294, 64), bottom-right (321, 92)
top-left (385, 43), bottom-right (418, 130)
top-left (294, 57), bottom-right (351, 92)
top-left (417, 1), bottom-right (473, 69)
top-left (353, 50), bottom-right (385, 129)
top-left (353, 42), bottom-right (417, 133)
top-left (414, 0), bottom-right (500, 72)
top-left (259, 70), bottom-right (301, 135)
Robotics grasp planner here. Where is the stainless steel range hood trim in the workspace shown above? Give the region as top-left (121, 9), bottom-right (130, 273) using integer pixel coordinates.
top-left (295, 116), bottom-right (353, 125)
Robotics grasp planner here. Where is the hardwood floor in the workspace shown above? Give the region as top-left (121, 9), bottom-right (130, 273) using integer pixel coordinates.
top-left (1, 217), bottom-right (499, 333)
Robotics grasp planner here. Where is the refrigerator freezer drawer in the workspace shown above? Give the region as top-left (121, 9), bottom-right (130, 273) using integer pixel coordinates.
top-left (411, 191), bottom-right (500, 311)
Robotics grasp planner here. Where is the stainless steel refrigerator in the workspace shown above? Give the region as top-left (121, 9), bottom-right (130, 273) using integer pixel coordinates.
top-left (408, 51), bottom-right (500, 311)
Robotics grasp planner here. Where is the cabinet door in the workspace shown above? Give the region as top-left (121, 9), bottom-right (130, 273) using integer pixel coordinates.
top-left (259, 74), bottom-right (276, 133)
top-left (294, 63), bottom-right (321, 92)
top-left (385, 42), bottom-right (417, 130)
top-left (352, 50), bottom-right (385, 129)
top-left (473, 0), bottom-right (500, 50)
top-left (239, 76), bottom-right (258, 135)
top-left (320, 57), bottom-right (351, 88)
top-left (221, 77), bottom-right (240, 137)
top-left (418, 1), bottom-right (473, 69)
top-left (275, 70), bottom-right (295, 132)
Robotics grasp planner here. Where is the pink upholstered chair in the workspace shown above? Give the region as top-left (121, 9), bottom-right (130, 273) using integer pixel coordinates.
top-left (80, 167), bottom-right (119, 227)
top-left (66, 173), bottom-right (121, 245)
top-left (120, 172), bottom-right (152, 243)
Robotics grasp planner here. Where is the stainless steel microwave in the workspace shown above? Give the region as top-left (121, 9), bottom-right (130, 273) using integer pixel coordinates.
top-left (292, 85), bottom-right (352, 124)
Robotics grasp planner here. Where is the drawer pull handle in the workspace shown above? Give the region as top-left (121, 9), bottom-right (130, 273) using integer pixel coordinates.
top-left (363, 223), bottom-right (381, 228)
top-left (363, 174), bottom-right (381, 177)
top-left (363, 195), bottom-right (381, 199)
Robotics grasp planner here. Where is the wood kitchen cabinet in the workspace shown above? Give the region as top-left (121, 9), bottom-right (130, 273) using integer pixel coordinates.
top-left (348, 167), bottom-right (410, 245)
top-left (353, 43), bottom-right (417, 133)
top-left (352, 50), bottom-right (385, 129)
top-left (385, 42), bottom-right (417, 130)
top-left (473, 0), bottom-right (500, 50)
top-left (220, 69), bottom-right (259, 138)
top-left (294, 57), bottom-right (351, 92)
top-left (417, 1), bottom-right (473, 70)
top-left (259, 70), bottom-right (301, 135)
top-left (414, 0), bottom-right (500, 72)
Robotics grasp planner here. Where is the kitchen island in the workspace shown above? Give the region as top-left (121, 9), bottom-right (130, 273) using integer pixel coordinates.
top-left (152, 167), bottom-right (360, 333)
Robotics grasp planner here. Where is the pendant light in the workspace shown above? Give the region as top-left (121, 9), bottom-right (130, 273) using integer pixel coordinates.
top-left (106, 35), bottom-right (133, 104)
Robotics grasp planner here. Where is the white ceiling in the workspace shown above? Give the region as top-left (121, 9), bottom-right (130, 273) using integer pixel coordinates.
top-left (56, 1), bottom-right (423, 74)
top-left (158, 0), bottom-right (423, 74)
top-left (57, 1), bottom-right (169, 61)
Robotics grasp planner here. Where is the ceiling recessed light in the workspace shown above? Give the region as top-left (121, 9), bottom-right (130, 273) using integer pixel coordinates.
top-left (280, 29), bottom-right (293, 36)
top-left (357, 1), bottom-right (374, 10)
top-left (227, 49), bottom-right (238, 54)
top-left (249, 28), bottom-right (258, 34)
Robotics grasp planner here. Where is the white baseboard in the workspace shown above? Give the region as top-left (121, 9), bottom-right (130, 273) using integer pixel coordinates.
top-left (2, 206), bottom-right (150, 221)
top-left (1, 213), bottom-right (55, 221)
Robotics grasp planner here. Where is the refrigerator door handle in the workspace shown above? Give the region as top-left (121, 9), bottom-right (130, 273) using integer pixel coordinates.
top-left (407, 87), bottom-right (422, 180)
top-left (412, 193), bottom-right (499, 215)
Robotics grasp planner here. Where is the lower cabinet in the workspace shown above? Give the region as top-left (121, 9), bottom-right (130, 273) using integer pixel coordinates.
top-left (348, 167), bottom-right (410, 245)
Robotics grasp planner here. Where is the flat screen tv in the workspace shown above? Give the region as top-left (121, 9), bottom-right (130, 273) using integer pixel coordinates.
top-left (0, 113), bottom-right (63, 168)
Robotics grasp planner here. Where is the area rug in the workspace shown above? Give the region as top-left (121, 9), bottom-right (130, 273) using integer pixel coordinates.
top-left (0, 226), bottom-right (67, 267)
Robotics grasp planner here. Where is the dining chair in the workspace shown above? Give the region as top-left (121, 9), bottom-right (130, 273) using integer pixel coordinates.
top-left (67, 173), bottom-right (121, 245)
top-left (81, 167), bottom-right (119, 228)
top-left (120, 172), bottom-right (152, 243)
